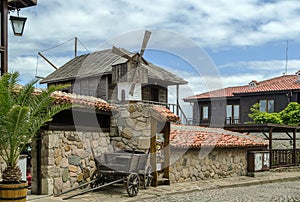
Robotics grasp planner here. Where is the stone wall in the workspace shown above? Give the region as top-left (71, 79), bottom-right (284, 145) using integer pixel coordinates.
top-left (31, 130), bottom-right (112, 195)
top-left (110, 103), bottom-right (152, 151)
top-left (169, 148), bottom-right (248, 182)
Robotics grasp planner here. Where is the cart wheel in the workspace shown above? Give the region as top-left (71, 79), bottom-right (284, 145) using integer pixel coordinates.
top-left (126, 173), bottom-right (140, 197)
top-left (90, 170), bottom-right (104, 188)
top-left (143, 165), bottom-right (153, 189)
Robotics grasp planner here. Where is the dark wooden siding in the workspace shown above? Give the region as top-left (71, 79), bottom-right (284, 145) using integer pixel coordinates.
top-left (240, 92), bottom-right (291, 123)
top-left (142, 85), bottom-right (168, 103)
top-left (50, 75), bottom-right (112, 101)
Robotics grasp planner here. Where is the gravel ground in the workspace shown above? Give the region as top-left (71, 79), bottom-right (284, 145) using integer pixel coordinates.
top-left (147, 181), bottom-right (300, 202)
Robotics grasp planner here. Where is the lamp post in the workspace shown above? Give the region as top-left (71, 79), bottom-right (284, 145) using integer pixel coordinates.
top-left (0, 0), bottom-right (37, 76)
top-left (10, 15), bottom-right (27, 36)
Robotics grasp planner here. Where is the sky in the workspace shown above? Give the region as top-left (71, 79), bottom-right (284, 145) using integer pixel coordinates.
top-left (7, 0), bottom-right (300, 119)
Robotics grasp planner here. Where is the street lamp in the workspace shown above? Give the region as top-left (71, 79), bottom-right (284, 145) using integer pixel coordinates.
top-left (10, 15), bottom-right (27, 36)
top-left (0, 0), bottom-right (37, 75)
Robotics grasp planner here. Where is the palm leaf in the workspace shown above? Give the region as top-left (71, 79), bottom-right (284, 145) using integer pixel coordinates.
top-left (0, 72), bottom-right (73, 181)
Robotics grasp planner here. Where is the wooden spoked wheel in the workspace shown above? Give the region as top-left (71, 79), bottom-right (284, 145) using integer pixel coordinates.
top-left (126, 173), bottom-right (140, 197)
top-left (90, 170), bottom-right (104, 188)
top-left (143, 165), bottom-right (153, 189)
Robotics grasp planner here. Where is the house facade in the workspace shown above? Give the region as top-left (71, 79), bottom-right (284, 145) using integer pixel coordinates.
top-left (184, 73), bottom-right (300, 126)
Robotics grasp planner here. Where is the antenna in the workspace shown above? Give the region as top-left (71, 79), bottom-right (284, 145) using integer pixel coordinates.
top-left (285, 40), bottom-right (288, 75)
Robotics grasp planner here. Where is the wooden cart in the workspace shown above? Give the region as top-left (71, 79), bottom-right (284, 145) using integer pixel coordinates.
top-left (56, 149), bottom-right (152, 200)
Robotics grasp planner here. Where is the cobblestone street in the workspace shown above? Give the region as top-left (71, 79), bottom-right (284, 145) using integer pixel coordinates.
top-left (147, 181), bottom-right (300, 202)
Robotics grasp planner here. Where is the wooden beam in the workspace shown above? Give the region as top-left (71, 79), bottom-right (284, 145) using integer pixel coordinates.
top-left (8, 0), bottom-right (37, 9)
top-left (38, 52), bottom-right (57, 70)
top-left (163, 122), bottom-right (170, 185)
top-left (285, 132), bottom-right (293, 140)
top-left (176, 84), bottom-right (179, 116)
top-left (150, 117), bottom-right (158, 187)
top-left (269, 127), bottom-right (273, 168)
top-left (293, 129), bottom-right (296, 165)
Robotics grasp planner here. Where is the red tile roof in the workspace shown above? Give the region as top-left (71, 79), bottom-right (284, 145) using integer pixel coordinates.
top-left (151, 105), bottom-right (180, 122)
top-left (185, 74), bottom-right (300, 100)
top-left (51, 91), bottom-right (114, 112)
top-left (170, 124), bottom-right (268, 148)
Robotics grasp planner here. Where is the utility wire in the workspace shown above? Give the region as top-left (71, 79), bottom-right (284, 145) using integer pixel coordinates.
top-left (39, 38), bottom-right (74, 53)
top-left (77, 38), bottom-right (90, 53)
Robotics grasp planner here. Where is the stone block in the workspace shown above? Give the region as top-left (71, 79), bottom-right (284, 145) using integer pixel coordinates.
top-left (68, 155), bottom-right (81, 166)
top-left (61, 158), bottom-right (69, 168)
top-left (77, 173), bottom-right (84, 182)
top-left (62, 181), bottom-right (71, 193)
top-left (137, 137), bottom-right (150, 150)
top-left (116, 142), bottom-right (126, 149)
top-left (42, 178), bottom-right (54, 195)
top-left (62, 169), bottom-right (69, 182)
top-left (142, 130), bottom-right (151, 137)
top-left (135, 104), bottom-right (143, 112)
top-left (64, 145), bottom-right (71, 152)
top-left (122, 127), bottom-right (133, 139)
top-left (126, 118), bottom-right (137, 129)
top-left (69, 165), bottom-right (78, 173)
top-left (135, 121), bottom-right (147, 131)
top-left (130, 111), bottom-right (141, 119)
top-left (53, 177), bottom-right (63, 194)
top-left (54, 149), bottom-right (61, 158)
top-left (182, 168), bottom-right (189, 179)
top-left (67, 134), bottom-right (77, 141)
top-left (137, 117), bottom-right (147, 123)
top-left (77, 142), bottom-right (84, 149)
top-left (142, 108), bottom-right (150, 118)
top-left (175, 172), bottom-right (181, 181)
top-left (127, 105), bottom-right (136, 113)
top-left (92, 140), bottom-right (99, 148)
top-left (55, 156), bottom-right (62, 166)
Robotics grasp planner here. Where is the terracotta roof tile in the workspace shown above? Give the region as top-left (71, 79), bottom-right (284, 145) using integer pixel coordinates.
top-left (51, 91), bottom-right (114, 112)
top-left (185, 75), bottom-right (300, 100)
top-left (151, 105), bottom-right (180, 122)
top-left (170, 124), bottom-right (268, 148)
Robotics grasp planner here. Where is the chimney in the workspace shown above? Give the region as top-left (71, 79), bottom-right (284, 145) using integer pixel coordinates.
top-left (295, 70), bottom-right (300, 83)
top-left (249, 80), bottom-right (258, 87)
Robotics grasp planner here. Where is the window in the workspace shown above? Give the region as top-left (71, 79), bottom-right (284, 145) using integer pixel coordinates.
top-left (226, 104), bottom-right (240, 124)
top-left (115, 63), bottom-right (127, 82)
top-left (202, 106), bottom-right (208, 119)
top-left (121, 90), bottom-right (126, 102)
top-left (259, 99), bottom-right (274, 113)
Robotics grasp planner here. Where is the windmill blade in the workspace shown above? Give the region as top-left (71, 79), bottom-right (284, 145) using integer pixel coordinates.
top-left (129, 67), bottom-right (138, 96)
top-left (111, 46), bottom-right (132, 60)
top-left (129, 82), bottom-right (136, 96)
top-left (140, 30), bottom-right (151, 57)
top-left (35, 75), bottom-right (45, 79)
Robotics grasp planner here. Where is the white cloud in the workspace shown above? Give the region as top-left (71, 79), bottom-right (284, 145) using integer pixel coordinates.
top-left (6, 0), bottom-right (300, 94)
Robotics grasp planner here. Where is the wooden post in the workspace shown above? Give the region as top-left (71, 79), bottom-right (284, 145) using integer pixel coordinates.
top-left (269, 128), bottom-right (273, 168)
top-left (176, 84), bottom-right (179, 116)
top-left (293, 129), bottom-right (297, 165)
top-left (74, 37), bottom-right (78, 58)
top-left (163, 122), bottom-right (170, 185)
top-left (105, 76), bottom-right (109, 100)
top-left (150, 117), bottom-right (158, 187)
top-left (0, 0), bottom-right (8, 75)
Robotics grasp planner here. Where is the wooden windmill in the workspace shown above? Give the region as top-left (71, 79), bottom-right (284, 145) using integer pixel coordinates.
top-left (112, 30), bottom-right (151, 101)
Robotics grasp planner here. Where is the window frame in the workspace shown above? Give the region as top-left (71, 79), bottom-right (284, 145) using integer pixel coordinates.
top-left (202, 106), bottom-right (209, 119)
top-left (259, 99), bottom-right (274, 113)
top-left (226, 104), bottom-right (240, 124)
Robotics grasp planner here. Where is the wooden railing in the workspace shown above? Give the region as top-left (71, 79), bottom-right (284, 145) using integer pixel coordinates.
top-left (141, 100), bottom-right (189, 124)
top-left (271, 149), bottom-right (300, 168)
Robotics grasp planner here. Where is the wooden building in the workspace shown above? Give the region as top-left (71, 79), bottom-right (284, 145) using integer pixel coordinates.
top-left (184, 73), bottom-right (300, 126)
top-left (40, 48), bottom-right (187, 104)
